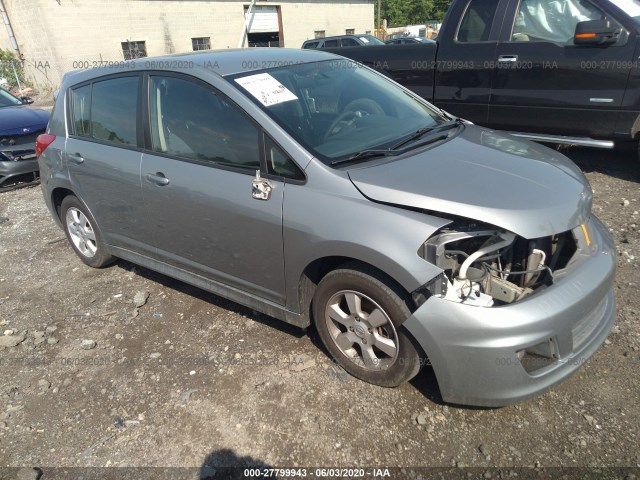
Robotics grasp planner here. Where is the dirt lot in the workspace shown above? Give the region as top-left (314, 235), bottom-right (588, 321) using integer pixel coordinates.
top-left (0, 147), bottom-right (639, 479)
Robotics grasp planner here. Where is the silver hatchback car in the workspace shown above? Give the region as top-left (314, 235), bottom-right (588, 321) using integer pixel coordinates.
top-left (37, 49), bottom-right (615, 406)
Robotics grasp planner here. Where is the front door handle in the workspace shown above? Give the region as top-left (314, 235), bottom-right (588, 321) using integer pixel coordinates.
top-left (68, 153), bottom-right (84, 164)
top-left (497, 55), bottom-right (518, 63)
top-left (146, 172), bottom-right (170, 186)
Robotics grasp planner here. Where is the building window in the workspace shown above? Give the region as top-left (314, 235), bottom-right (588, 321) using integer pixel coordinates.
top-left (314, 30), bottom-right (325, 39)
top-left (121, 41), bottom-right (147, 60)
top-left (365, 30), bottom-right (372, 34)
top-left (192, 37), bottom-right (211, 51)
top-left (345, 28), bottom-right (355, 35)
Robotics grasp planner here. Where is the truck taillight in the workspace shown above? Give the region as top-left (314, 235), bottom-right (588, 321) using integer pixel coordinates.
top-left (35, 134), bottom-right (56, 158)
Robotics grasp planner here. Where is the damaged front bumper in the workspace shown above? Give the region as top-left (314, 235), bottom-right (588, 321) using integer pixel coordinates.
top-left (0, 142), bottom-right (40, 187)
top-left (403, 215), bottom-right (616, 407)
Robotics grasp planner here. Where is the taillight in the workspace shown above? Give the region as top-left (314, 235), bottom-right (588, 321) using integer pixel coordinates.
top-left (35, 134), bottom-right (56, 158)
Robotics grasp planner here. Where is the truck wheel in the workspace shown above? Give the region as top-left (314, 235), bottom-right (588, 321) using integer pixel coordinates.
top-left (61, 195), bottom-right (115, 268)
top-left (312, 265), bottom-right (423, 387)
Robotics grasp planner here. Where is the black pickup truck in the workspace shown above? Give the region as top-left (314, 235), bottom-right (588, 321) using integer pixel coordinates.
top-left (326, 0), bottom-right (640, 157)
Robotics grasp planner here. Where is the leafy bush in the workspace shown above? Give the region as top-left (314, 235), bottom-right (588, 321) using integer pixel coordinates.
top-left (0, 48), bottom-right (26, 87)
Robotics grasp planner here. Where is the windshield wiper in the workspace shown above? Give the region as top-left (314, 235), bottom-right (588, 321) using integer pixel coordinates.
top-left (331, 149), bottom-right (400, 166)
top-left (390, 118), bottom-right (463, 151)
top-left (330, 118), bottom-right (463, 166)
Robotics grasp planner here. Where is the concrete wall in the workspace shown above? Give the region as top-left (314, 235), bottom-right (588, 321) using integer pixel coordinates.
top-left (0, 0), bottom-right (373, 91)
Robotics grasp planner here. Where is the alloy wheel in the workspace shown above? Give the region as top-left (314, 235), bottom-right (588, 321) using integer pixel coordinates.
top-left (324, 290), bottom-right (399, 370)
top-left (66, 207), bottom-right (97, 258)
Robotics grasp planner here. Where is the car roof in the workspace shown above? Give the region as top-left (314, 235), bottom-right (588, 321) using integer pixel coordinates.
top-left (306, 34), bottom-right (364, 42)
top-left (61, 48), bottom-right (340, 86)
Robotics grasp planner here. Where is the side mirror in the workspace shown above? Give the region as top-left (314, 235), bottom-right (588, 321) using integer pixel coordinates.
top-left (574, 19), bottom-right (619, 46)
top-left (20, 96), bottom-right (34, 104)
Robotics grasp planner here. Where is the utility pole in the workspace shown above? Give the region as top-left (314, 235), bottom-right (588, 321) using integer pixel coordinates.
top-left (238, 0), bottom-right (258, 48)
top-left (377, 0), bottom-right (381, 39)
top-left (0, 0), bottom-right (21, 58)
top-left (0, 0), bottom-right (23, 90)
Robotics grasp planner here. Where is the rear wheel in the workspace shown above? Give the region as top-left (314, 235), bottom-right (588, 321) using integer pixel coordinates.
top-left (312, 265), bottom-right (422, 387)
top-left (61, 195), bottom-right (115, 268)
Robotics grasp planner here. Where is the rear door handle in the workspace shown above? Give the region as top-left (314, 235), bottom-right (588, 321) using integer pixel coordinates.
top-left (145, 172), bottom-right (170, 186)
top-left (68, 153), bottom-right (84, 164)
top-left (497, 55), bottom-right (518, 63)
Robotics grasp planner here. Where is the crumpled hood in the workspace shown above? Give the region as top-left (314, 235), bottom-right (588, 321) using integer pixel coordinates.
top-left (348, 126), bottom-right (592, 239)
top-left (0, 106), bottom-right (50, 136)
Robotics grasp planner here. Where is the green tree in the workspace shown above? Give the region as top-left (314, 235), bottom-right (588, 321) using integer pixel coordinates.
top-left (430, 0), bottom-right (452, 22)
top-left (376, 0), bottom-right (452, 28)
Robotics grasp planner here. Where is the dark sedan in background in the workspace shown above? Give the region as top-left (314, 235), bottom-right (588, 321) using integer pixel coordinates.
top-left (302, 34), bottom-right (384, 49)
top-left (0, 87), bottom-right (50, 190)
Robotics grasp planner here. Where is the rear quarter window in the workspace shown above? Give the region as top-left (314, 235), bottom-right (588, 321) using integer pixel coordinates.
top-left (71, 85), bottom-right (91, 137)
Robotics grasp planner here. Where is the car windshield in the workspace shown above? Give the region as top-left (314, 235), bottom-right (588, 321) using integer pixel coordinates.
top-left (0, 88), bottom-right (23, 108)
top-left (608, 0), bottom-right (640, 24)
top-left (229, 59), bottom-right (447, 164)
top-left (357, 35), bottom-right (385, 45)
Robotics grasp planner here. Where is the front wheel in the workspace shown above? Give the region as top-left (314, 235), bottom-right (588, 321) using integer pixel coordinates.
top-left (61, 195), bottom-right (115, 268)
top-left (312, 265), bottom-right (423, 387)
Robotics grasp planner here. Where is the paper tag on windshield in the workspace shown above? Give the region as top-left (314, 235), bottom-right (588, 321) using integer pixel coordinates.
top-left (235, 73), bottom-right (298, 107)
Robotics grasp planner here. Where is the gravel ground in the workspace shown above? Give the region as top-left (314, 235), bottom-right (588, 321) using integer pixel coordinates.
top-left (0, 147), bottom-right (639, 479)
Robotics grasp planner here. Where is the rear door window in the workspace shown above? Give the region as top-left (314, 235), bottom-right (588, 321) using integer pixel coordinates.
top-left (91, 77), bottom-right (138, 145)
top-left (457, 0), bottom-right (500, 42)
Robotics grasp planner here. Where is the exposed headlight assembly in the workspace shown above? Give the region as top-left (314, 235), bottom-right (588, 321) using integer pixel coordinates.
top-left (417, 224), bottom-right (565, 307)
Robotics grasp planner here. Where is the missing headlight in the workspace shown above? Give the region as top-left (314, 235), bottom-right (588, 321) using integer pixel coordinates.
top-left (420, 225), bottom-right (575, 307)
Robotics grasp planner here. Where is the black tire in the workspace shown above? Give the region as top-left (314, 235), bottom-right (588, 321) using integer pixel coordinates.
top-left (60, 195), bottom-right (115, 268)
top-left (312, 264), bottom-right (423, 387)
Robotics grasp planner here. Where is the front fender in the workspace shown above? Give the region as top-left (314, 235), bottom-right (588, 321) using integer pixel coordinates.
top-left (283, 162), bottom-right (450, 313)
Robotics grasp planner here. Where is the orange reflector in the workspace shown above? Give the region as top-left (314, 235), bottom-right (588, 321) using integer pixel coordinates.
top-left (576, 33), bottom-right (597, 39)
top-left (580, 223), bottom-right (591, 246)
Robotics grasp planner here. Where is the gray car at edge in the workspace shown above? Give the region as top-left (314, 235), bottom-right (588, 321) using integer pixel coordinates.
top-left (36, 49), bottom-right (616, 407)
